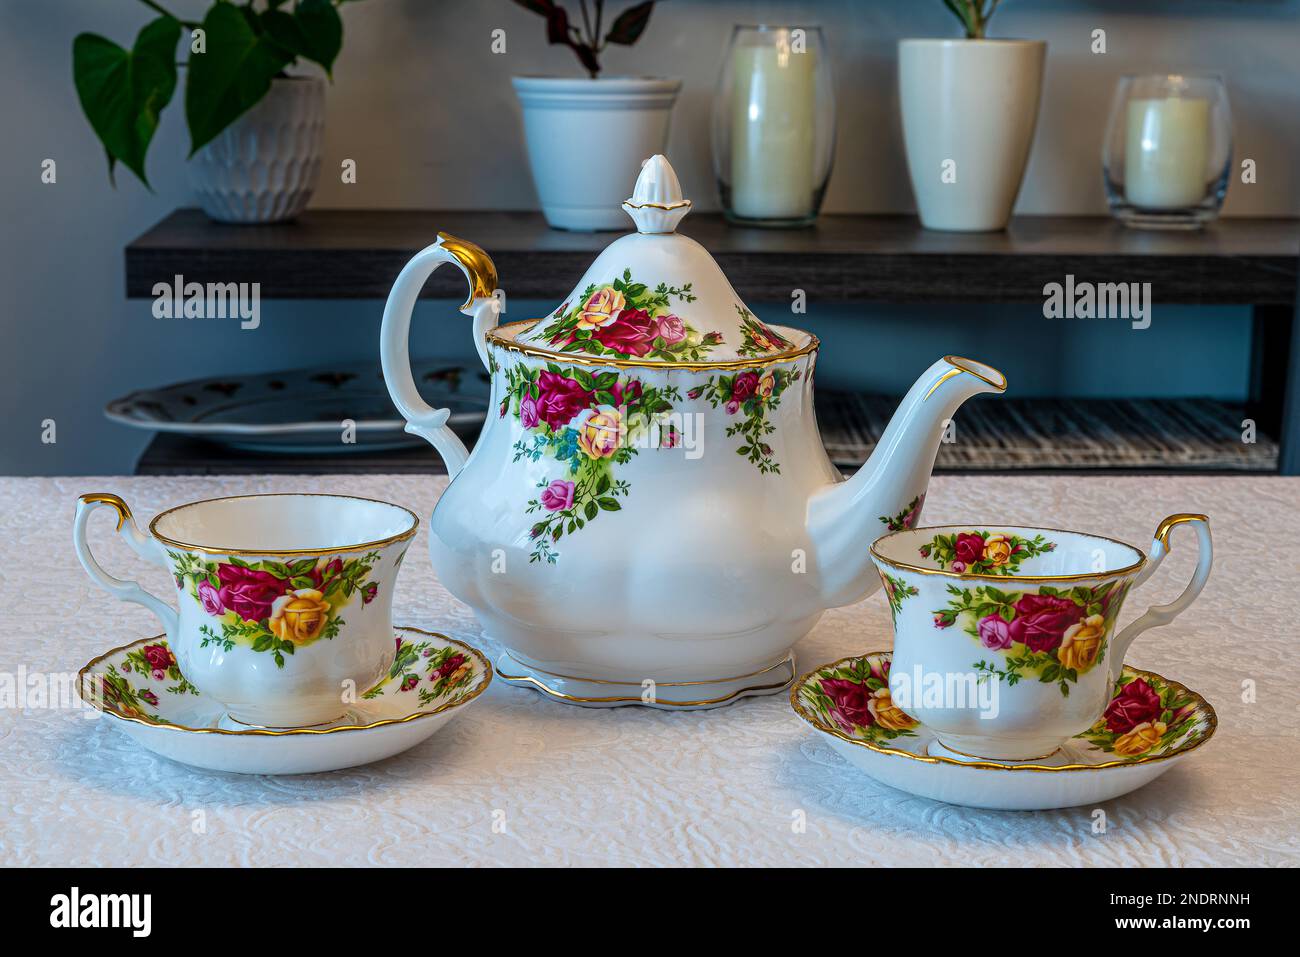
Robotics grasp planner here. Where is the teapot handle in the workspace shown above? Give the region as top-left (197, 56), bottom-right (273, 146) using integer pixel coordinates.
top-left (380, 233), bottom-right (500, 476)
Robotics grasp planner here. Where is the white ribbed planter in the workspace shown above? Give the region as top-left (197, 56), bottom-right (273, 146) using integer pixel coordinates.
top-left (512, 76), bottom-right (681, 231)
top-left (190, 76), bottom-right (325, 224)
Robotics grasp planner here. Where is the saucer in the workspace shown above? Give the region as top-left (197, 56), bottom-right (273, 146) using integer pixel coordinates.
top-left (76, 627), bottom-right (492, 774)
top-left (790, 651), bottom-right (1216, 810)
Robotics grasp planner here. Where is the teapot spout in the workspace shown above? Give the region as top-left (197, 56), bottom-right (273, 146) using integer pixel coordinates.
top-left (808, 356), bottom-right (1007, 608)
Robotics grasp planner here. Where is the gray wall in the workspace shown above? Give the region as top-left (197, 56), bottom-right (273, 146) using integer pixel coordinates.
top-left (2, 0), bottom-right (1296, 474)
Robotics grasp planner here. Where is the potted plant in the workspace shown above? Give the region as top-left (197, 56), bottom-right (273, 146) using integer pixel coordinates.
top-left (898, 1), bottom-right (1046, 231)
top-left (73, 0), bottom-right (361, 223)
top-left (510, 1), bottom-right (680, 231)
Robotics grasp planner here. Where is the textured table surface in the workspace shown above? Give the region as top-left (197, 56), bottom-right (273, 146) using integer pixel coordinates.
top-left (2, 474), bottom-right (1297, 867)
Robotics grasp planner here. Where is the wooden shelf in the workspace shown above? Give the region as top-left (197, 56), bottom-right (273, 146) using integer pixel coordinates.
top-left (126, 210), bottom-right (1300, 304)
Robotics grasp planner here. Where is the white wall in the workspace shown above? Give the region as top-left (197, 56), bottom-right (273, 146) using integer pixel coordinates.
top-left (1, 0), bottom-right (1296, 474)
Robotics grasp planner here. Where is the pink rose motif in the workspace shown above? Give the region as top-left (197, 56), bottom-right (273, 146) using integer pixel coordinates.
top-left (725, 399), bottom-right (740, 415)
top-left (687, 386), bottom-right (704, 400)
top-left (592, 308), bottom-right (658, 357)
top-left (539, 480), bottom-right (575, 512)
top-left (954, 533), bottom-right (985, 566)
top-left (534, 370), bottom-right (594, 430)
top-left (394, 636), bottom-right (403, 654)
top-left (361, 582), bottom-right (378, 605)
top-left (1103, 678), bottom-right (1162, 734)
top-left (732, 372), bottom-right (760, 402)
top-left (216, 563), bottom-right (289, 624)
top-left (520, 393), bottom-right (540, 430)
top-left (498, 398), bottom-right (508, 418)
top-left (142, 644), bottom-right (174, 678)
top-left (819, 677), bottom-right (874, 733)
top-left (951, 561), bottom-right (967, 574)
top-left (138, 689), bottom-right (159, 706)
top-left (196, 580), bottom-right (224, 617)
top-left (656, 314), bottom-right (686, 344)
top-left (703, 331), bottom-right (724, 345)
top-left (977, 613), bottom-right (1014, 650)
top-left (310, 558), bottom-right (344, 590)
top-left (400, 674), bottom-right (419, 692)
top-left (434, 653), bottom-right (467, 680)
top-left (609, 379), bottom-right (642, 409)
top-left (1008, 593), bottom-right (1084, 653)
top-left (660, 426), bottom-right (680, 449)
top-left (933, 612), bottom-right (952, 628)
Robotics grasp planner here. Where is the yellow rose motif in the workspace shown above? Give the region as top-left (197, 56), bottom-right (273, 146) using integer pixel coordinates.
top-left (268, 588), bottom-right (331, 644)
top-left (577, 287), bottom-right (625, 329)
top-left (1058, 613), bottom-right (1106, 671)
top-left (576, 406), bottom-right (626, 459)
top-left (756, 373), bottom-right (775, 399)
top-left (1113, 720), bottom-right (1167, 757)
top-left (982, 533), bottom-right (1013, 566)
top-left (868, 688), bottom-right (917, 731)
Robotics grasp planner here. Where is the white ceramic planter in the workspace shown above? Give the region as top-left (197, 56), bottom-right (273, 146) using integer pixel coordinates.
top-left (898, 39), bottom-right (1046, 232)
top-left (190, 76), bottom-right (325, 224)
top-left (512, 76), bottom-right (681, 230)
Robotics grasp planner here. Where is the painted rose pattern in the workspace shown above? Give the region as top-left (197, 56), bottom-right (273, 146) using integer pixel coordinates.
top-left (85, 640), bottom-right (199, 725)
top-left (363, 634), bottom-right (480, 708)
top-left (879, 494), bottom-right (925, 532)
top-left (504, 360), bottom-right (680, 563)
top-left (119, 642), bottom-right (197, 697)
top-left (920, 529), bottom-right (1055, 576)
top-left (536, 269), bottom-right (720, 361)
top-left (1080, 672), bottom-right (1209, 758)
top-left (880, 571), bottom-right (918, 625)
top-left (798, 655), bottom-right (918, 743)
top-left (169, 550), bottom-right (382, 667)
top-left (798, 654), bottom-right (1213, 762)
top-left (933, 580), bottom-right (1131, 696)
top-left (691, 365), bottom-right (801, 474)
top-left (734, 306), bottom-right (793, 358)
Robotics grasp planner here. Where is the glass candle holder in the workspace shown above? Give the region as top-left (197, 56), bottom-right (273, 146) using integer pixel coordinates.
top-left (712, 25), bottom-right (836, 228)
top-left (1103, 74), bottom-right (1232, 230)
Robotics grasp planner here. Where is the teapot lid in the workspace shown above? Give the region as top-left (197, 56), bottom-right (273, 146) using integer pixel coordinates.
top-left (511, 155), bottom-right (814, 366)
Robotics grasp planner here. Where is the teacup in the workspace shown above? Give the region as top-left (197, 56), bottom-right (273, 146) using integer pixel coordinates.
top-left (74, 492), bottom-right (419, 727)
top-left (869, 515), bottom-right (1212, 761)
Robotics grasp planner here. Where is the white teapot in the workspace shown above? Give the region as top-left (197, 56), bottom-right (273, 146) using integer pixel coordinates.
top-left (380, 156), bottom-right (1006, 708)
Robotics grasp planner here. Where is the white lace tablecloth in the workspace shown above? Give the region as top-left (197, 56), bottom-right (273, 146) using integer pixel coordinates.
top-left (2, 474), bottom-right (1297, 867)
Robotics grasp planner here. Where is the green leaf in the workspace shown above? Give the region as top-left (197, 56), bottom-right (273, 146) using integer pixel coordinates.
top-left (185, 2), bottom-right (294, 156)
top-left (584, 501), bottom-right (598, 521)
top-left (73, 16), bottom-right (181, 187)
top-left (605, 1), bottom-right (655, 45)
top-left (597, 498), bottom-right (621, 511)
top-left (263, 0), bottom-right (344, 75)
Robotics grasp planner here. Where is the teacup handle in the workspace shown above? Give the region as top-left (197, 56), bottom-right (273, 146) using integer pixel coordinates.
top-left (379, 232), bottom-right (501, 477)
top-left (73, 493), bottom-right (178, 643)
top-left (1109, 513), bottom-right (1212, 670)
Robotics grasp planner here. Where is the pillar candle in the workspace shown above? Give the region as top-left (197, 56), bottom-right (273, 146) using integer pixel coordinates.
top-left (1124, 97), bottom-right (1210, 209)
top-left (729, 41), bottom-right (816, 219)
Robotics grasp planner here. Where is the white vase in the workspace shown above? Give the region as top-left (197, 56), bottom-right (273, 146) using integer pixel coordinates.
top-left (898, 39), bottom-right (1046, 232)
top-left (190, 76), bottom-right (325, 224)
top-left (512, 76), bottom-right (681, 231)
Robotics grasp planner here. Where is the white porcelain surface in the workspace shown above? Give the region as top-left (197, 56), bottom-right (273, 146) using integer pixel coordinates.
top-left (513, 77), bottom-right (680, 230)
top-left (899, 39), bottom-right (1046, 231)
top-left (12, 472), bottom-right (1294, 864)
top-left (870, 519), bottom-right (1213, 759)
top-left (73, 493), bottom-right (417, 727)
top-left (76, 628), bottom-right (491, 775)
top-left (379, 156), bottom-right (1008, 707)
top-left (190, 76), bottom-right (325, 224)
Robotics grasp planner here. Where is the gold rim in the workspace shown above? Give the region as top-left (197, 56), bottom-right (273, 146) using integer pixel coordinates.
top-left (436, 232), bottom-right (499, 311)
top-left (148, 492), bottom-right (420, 557)
top-left (1155, 513), bottom-right (1207, 548)
top-left (622, 199), bottom-right (692, 210)
top-left (75, 627), bottom-right (492, 736)
top-left (497, 653), bottom-right (795, 706)
top-left (870, 523), bottom-right (1148, 584)
top-left (944, 355), bottom-right (1008, 393)
top-left (485, 318), bottom-right (820, 371)
top-left (503, 652), bottom-right (794, 687)
top-left (790, 652), bottom-right (1217, 773)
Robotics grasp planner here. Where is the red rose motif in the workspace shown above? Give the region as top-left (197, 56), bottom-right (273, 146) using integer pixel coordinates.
top-left (142, 643), bottom-right (174, 680)
top-left (534, 371), bottom-right (594, 430)
top-left (954, 533), bottom-right (985, 566)
top-left (216, 563), bottom-right (289, 623)
top-left (1103, 678), bottom-right (1162, 734)
top-left (361, 582), bottom-right (378, 605)
top-left (820, 677), bottom-right (874, 733)
top-left (1007, 593), bottom-right (1084, 653)
top-left (732, 372), bottom-right (760, 402)
top-left (400, 674), bottom-right (419, 692)
top-left (310, 558), bottom-right (344, 590)
top-left (609, 379), bottom-right (642, 409)
top-left (434, 653), bottom-right (467, 680)
top-left (592, 308), bottom-right (658, 357)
